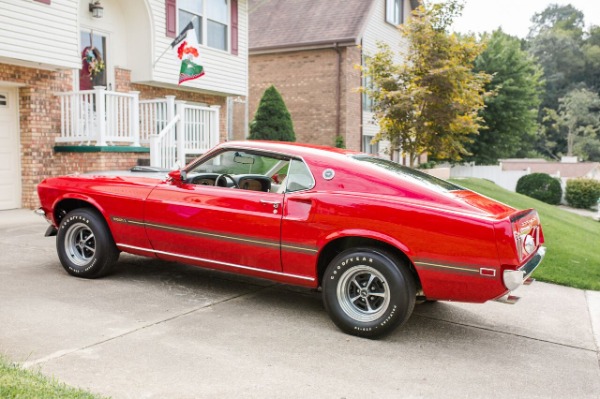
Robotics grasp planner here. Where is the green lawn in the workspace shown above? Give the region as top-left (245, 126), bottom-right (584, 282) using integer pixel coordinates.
top-left (449, 178), bottom-right (600, 291)
top-left (0, 357), bottom-right (108, 399)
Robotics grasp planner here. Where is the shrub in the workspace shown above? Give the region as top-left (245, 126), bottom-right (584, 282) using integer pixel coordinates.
top-left (565, 178), bottom-right (600, 209)
top-left (249, 85), bottom-right (295, 142)
top-left (515, 173), bottom-right (562, 205)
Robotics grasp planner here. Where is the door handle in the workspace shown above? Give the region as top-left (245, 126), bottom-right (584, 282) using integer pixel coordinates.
top-left (260, 199), bottom-right (280, 209)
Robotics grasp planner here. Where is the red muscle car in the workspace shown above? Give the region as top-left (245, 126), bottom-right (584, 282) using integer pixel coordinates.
top-left (36, 141), bottom-right (545, 338)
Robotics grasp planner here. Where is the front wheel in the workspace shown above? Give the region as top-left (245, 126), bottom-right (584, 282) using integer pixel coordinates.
top-left (56, 209), bottom-right (119, 278)
top-left (322, 248), bottom-right (416, 339)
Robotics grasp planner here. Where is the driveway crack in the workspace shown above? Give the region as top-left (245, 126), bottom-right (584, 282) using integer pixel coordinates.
top-left (22, 284), bottom-right (275, 369)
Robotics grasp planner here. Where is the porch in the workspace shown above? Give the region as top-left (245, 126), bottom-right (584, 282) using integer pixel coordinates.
top-left (55, 87), bottom-right (221, 169)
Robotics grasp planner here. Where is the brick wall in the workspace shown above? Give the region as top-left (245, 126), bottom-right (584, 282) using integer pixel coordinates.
top-left (0, 62), bottom-right (226, 209)
top-left (249, 46), bottom-right (363, 150)
top-left (0, 62), bottom-right (74, 208)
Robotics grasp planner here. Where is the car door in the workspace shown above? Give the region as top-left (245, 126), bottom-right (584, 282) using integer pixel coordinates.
top-left (143, 150), bottom-right (286, 273)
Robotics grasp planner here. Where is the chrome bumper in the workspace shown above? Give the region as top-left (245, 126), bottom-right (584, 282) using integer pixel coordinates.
top-left (503, 246), bottom-right (546, 291)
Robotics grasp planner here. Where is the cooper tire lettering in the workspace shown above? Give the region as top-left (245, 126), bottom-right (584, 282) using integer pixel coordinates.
top-left (322, 248), bottom-right (416, 339)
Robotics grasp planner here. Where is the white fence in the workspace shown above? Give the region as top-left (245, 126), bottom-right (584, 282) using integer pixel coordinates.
top-left (450, 164), bottom-right (529, 192)
top-left (56, 87), bottom-right (140, 146)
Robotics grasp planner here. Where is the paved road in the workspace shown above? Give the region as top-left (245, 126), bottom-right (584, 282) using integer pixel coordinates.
top-left (1, 209), bottom-right (599, 399)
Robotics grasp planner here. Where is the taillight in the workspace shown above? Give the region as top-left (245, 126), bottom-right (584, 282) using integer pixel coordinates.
top-left (511, 210), bottom-right (541, 262)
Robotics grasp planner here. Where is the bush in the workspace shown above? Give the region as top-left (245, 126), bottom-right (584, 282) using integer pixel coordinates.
top-left (565, 178), bottom-right (600, 209)
top-left (515, 173), bottom-right (562, 205)
top-left (249, 85), bottom-right (295, 142)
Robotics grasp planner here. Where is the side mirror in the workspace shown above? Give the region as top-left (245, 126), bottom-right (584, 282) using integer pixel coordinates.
top-left (168, 169), bottom-right (187, 182)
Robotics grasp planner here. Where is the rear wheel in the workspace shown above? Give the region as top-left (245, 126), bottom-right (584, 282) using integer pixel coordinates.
top-left (322, 248), bottom-right (416, 338)
top-left (56, 209), bottom-right (119, 278)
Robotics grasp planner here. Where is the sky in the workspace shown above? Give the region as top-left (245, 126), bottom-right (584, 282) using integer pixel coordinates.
top-left (449, 0), bottom-right (600, 38)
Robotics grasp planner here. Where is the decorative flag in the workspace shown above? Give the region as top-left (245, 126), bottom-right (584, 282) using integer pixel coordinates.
top-left (170, 21), bottom-right (194, 49)
top-left (176, 27), bottom-right (205, 85)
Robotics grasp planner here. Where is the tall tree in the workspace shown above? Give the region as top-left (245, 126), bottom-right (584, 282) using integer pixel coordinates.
top-left (465, 30), bottom-right (544, 164)
top-left (249, 85), bottom-right (296, 142)
top-left (526, 4), bottom-right (588, 158)
top-left (545, 88), bottom-right (600, 160)
top-left (361, 0), bottom-right (491, 165)
top-left (583, 26), bottom-right (600, 93)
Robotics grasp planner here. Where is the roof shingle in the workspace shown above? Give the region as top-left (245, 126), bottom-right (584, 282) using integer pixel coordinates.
top-left (249, 0), bottom-right (376, 52)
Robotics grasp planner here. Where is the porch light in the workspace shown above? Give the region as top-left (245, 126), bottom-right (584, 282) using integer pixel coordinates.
top-left (89, 1), bottom-right (104, 18)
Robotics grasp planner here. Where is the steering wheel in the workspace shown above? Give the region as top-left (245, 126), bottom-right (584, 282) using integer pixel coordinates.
top-left (215, 174), bottom-right (239, 188)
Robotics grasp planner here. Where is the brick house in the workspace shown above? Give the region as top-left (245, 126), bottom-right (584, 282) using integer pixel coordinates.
top-left (248, 0), bottom-right (419, 154)
top-left (0, 0), bottom-right (249, 210)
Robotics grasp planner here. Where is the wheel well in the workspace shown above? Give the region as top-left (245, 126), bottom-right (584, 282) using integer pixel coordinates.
top-left (53, 199), bottom-right (99, 225)
top-left (317, 237), bottom-right (422, 290)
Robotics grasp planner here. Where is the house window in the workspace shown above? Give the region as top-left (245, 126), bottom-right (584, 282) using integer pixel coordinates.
top-left (363, 135), bottom-right (379, 155)
top-left (0, 93), bottom-right (7, 107)
top-left (179, 0), bottom-right (229, 51)
top-left (386, 0), bottom-right (404, 25)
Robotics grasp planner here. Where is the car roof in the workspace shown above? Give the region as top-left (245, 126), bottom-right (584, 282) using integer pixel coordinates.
top-left (218, 140), bottom-right (363, 159)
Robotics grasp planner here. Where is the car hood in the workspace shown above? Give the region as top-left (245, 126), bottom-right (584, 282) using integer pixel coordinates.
top-left (83, 166), bottom-right (170, 181)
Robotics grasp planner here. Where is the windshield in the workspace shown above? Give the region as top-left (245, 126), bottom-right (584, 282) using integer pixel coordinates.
top-left (352, 155), bottom-right (463, 193)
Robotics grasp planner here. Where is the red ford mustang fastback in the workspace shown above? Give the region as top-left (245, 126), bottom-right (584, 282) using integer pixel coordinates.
top-left (37, 141), bottom-right (545, 338)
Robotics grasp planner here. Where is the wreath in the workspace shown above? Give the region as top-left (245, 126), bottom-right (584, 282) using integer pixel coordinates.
top-left (82, 46), bottom-right (105, 79)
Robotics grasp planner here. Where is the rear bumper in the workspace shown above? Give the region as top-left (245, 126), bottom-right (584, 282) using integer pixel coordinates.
top-left (503, 246), bottom-right (546, 291)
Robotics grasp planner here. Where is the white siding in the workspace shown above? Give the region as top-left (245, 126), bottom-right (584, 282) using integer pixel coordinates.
top-left (362, 0), bottom-right (410, 66)
top-left (150, 0), bottom-right (248, 97)
top-left (361, 0), bottom-right (411, 154)
top-left (0, 0), bottom-right (80, 69)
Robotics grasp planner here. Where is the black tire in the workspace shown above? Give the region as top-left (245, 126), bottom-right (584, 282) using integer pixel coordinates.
top-left (56, 208), bottom-right (119, 279)
top-left (322, 248), bottom-right (416, 339)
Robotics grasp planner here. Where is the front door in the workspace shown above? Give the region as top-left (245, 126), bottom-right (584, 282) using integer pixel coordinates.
top-left (79, 30), bottom-right (107, 90)
top-left (144, 149), bottom-right (290, 273)
top-left (0, 87), bottom-right (21, 210)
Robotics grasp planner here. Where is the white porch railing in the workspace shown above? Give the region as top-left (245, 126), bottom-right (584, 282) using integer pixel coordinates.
top-left (57, 89), bottom-right (220, 169)
top-left (56, 86), bottom-right (140, 146)
top-left (147, 99), bottom-right (220, 169)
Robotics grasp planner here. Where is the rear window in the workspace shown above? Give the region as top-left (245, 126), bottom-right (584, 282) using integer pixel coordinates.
top-left (352, 155), bottom-right (463, 192)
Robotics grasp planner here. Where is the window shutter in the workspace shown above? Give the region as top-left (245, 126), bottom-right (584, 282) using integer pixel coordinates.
top-left (231, 0), bottom-right (239, 55)
top-left (166, 0), bottom-right (177, 38)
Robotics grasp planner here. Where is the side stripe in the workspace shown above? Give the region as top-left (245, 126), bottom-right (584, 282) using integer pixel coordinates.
top-left (111, 216), bottom-right (318, 255)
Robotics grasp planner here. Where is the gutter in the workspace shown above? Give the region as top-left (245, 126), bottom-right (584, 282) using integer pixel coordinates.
top-left (334, 43), bottom-right (342, 142)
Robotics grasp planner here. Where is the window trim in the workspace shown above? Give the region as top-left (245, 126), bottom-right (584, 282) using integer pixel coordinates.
top-left (385, 0), bottom-right (404, 26)
top-left (178, 0), bottom-right (231, 53)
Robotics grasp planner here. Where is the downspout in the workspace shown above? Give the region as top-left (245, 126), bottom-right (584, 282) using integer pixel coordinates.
top-left (334, 43), bottom-right (342, 143)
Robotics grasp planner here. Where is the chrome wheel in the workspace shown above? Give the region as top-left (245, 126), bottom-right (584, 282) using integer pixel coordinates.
top-left (337, 265), bottom-right (390, 322)
top-left (64, 223), bottom-right (96, 267)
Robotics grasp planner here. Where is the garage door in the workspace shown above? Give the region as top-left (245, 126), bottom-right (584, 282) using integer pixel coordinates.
top-left (0, 87), bottom-right (21, 210)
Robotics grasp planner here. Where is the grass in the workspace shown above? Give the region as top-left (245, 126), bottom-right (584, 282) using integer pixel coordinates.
top-left (0, 357), bottom-right (108, 399)
top-left (450, 178), bottom-right (600, 291)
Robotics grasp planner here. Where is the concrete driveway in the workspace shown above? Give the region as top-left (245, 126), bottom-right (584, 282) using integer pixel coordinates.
top-left (1, 209), bottom-right (599, 399)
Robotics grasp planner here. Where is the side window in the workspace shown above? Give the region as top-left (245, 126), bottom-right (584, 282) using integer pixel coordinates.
top-left (286, 159), bottom-right (314, 192)
top-left (187, 149), bottom-right (291, 193)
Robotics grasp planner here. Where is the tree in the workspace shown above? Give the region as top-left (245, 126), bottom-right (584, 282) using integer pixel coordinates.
top-left (465, 30), bottom-right (544, 164)
top-left (249, 85), bottom-right (296, 141)
top-left (526, 4), bottom-right (589, 158)
top-left (544, 88), bottom-right (600, 160)
top-left (361, 0), bottom-right (491, 166)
